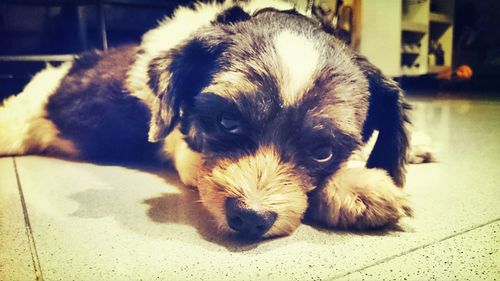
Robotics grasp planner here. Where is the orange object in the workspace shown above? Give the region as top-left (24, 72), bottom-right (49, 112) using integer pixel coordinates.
top-left (455, 65), bottom-right (473, 79)
top-left (436, 65), bottom-right (473, 80)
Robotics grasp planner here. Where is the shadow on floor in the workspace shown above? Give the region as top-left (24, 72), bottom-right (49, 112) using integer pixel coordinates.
top-left (66, 161), bottom-right (410, 252)
top-left (65, 162), bottom-right (277, 252)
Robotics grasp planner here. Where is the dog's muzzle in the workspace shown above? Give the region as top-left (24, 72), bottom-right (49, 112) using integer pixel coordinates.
top-left (225, 197), bottom-right (277, 237)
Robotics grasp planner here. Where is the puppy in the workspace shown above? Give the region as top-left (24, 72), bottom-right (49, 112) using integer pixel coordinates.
top-left (0, 0), bottom-right (413, 238)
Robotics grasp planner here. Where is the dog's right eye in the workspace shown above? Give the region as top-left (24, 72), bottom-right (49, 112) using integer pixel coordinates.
top-left (217, 113), bottom-right (241, 133)
top-left (311, 145), bottom-right (334, 163)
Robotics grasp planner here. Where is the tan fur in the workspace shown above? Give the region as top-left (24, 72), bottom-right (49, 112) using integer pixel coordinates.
top-left (163, 128), bottom-right (204, 187)
top-left (307, 166), bottom-right (413, 229)
top-left (317, 94), bottom-right (369, 138)
top-left (0, 63), bottom-right (79, 158)
top-left (198, 146), bottom-right (310, 237)
top-left (204, 71), bottom-right (258, 102)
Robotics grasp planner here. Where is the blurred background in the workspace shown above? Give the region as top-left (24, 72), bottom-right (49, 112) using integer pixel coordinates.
top-left (0, 0), bottom-right (499, 100)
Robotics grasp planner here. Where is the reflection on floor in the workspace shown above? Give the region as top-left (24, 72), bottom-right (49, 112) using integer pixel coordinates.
top-left (1, 93), bottom-right (499, 281)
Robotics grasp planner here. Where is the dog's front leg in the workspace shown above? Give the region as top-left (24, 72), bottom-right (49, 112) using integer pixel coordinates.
top-left (307, 167), bottom-right (413, 230)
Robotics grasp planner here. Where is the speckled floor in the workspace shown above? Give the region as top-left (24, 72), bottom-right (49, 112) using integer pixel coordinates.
top-left (1, 94), bottom-right (499, 281)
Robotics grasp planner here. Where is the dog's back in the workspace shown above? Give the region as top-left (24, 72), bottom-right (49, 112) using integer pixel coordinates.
top-left (46, 45), bottom-right (159, 162)
top-left (0, 45), bottom-right (159, 162)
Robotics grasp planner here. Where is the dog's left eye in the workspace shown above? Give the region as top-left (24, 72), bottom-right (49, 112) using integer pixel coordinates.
top-left (217, 113), bottom-right (241, 133)
top-left (311, 146), bottom-right (333, 163)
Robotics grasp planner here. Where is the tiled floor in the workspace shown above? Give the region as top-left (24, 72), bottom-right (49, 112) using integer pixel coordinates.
top-left (1, 95), bottom-right (499, 281)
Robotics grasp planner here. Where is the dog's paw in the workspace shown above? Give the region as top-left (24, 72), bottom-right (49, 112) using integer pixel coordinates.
top-left (308, 167), bottom-right (413, 230)
top-left (408, 146), bottom-right (435, 164)
top-left (350, 177), bottom-right (414, 230)
top-left (408, 131), bottom-right (436, 164)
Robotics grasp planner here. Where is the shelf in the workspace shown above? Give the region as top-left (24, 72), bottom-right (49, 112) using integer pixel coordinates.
top-left (430, 12), bottom-right (452, 24)
top-left (402, 21), bottom-right (428, 33)
top-left (401, 66), bottom-right (426, 77)
top-left (428, 65), bottom-right (451, 74)
top-left (402, 51), bottom-right (420, 55)
top-left (401, 44), bottom-right (421, 55)
top-left (0, 54), bottom-right (76, 62)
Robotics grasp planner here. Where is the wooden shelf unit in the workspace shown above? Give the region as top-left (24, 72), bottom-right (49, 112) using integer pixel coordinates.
top-left (353, 0), bottom-right (454, 77)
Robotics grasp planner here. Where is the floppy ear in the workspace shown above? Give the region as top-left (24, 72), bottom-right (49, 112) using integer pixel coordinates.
top-left (147, 35), bottom-right (227, 142)
top-left (356, 55), bottom-right (411, 187)
top-left (215, 6), bottom-right (251, 24)
top-left (146, 6), bottom-right (253, 143)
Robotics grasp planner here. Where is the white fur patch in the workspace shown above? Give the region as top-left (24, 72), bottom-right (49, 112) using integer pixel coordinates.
top-left (0, 62), bottom-right (79, 157)
top-left (127, 0), bottom-right (297, 108)
top-left (274, 30), bottom-right (319, 106)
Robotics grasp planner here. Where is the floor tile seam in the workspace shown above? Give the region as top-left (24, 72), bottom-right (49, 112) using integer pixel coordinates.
top-left (328, 217), bottom-right (500, 280)
top-left (13, 157), bottom-right (45, 281)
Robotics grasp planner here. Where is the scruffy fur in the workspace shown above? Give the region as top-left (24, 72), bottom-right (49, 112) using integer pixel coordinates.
top-left (0, 0), bottom-right (413, 238)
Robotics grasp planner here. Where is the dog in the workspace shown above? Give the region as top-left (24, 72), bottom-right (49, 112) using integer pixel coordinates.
top-left (0, 0), bottom-right (413, 238)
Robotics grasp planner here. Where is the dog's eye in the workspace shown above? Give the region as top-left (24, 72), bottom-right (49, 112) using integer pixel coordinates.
top-left (217, 113), bottom-right (240, 133)
top-left (311, 146), bottom-right (333, 163)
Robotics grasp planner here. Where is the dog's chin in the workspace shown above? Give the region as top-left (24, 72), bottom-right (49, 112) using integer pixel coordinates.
top-left (196, 147), bottom-right (310, 238)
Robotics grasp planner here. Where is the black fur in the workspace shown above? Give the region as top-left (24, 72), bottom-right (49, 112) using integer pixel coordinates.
top-left (215, 6), bottom-right (251, 24)
top-left (147, 32), bottom-right (228, 141)
top-left (184, 93), bottom-right (258, 154)
top-left (356, 55), bottom-right (410, 187)
top-left (182, 89), bottom-right (359, 187)
top-left (47, 45), bottom-right (157, 162)
top-left (253, 7), bottom-right (302, 17)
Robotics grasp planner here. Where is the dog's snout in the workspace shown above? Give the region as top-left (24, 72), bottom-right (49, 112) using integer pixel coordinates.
top-left (225, 198), bottom-right (277, 237)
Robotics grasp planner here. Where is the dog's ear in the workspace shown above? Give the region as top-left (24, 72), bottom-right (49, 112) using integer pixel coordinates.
top-left (215, 6), bottom-right (251, 24)
top-left (147, 34), bottom-right (227, 142)
top-left (356, 55), bottom-right (411, 187)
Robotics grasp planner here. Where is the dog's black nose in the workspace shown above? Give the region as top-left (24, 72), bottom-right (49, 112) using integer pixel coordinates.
top-left (225, 198), bottom-right (277, 237)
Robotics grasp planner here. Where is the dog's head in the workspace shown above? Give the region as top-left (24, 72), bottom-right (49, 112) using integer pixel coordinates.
top-left (146, 6), bottom-right (409, 238)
